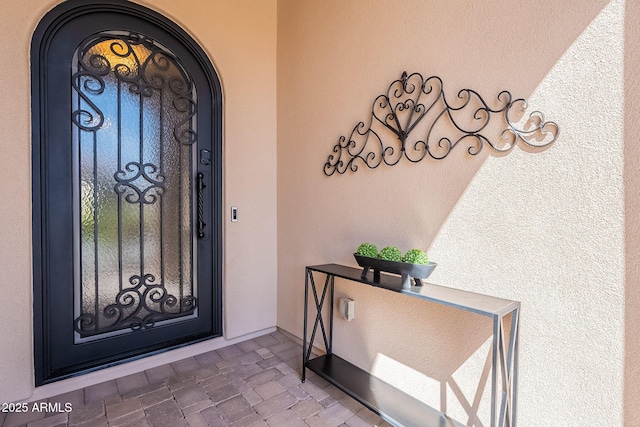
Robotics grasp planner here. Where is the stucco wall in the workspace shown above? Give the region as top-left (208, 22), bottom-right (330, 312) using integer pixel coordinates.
top-left (277, 0), bottom-right (635, 426)
top-left (0, 0), bottom-right (37, 403)
top-left (0, 0), bottom-right (277, 403)
top-left (624, 0), bottom-right (640, 424)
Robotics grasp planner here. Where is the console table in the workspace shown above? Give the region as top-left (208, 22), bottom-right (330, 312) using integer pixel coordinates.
top-left (302, 264), bottom-right (520, 427)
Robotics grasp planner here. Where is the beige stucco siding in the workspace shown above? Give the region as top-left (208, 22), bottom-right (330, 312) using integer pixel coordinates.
top-left (277, 0), bottom-right (637, 425)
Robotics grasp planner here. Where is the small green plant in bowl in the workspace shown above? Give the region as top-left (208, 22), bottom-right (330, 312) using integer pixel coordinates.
top-left (356, 243), bottom-right (378, 258)
top-left (379, 246), bottom-right (402, 262)
top-left (353, 243), bottom-right (436, 288)
top-left (404, 249), bottom-right (429, 265)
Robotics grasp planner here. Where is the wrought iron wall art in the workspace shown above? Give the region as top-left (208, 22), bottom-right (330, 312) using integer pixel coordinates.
top-left (323, 71), bottom-right (558, 175)
top-left (72, 31), bottom-right (199, 337)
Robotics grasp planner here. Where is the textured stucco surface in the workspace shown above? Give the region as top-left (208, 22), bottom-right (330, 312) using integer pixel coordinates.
top-left (624, 0), bottom-right (640, 424)
top-left (0, 0), bottom-right (51, 404)
top-left (277, 0), bottom-right (634, 425)
top-left (0, 0), bottom-right (278, 403)
top-left (1, 0), bottom-right (638, 423)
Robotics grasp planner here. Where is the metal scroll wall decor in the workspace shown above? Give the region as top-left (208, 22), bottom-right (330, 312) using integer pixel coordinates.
top-left (323, 71), bottom-right (558, 175)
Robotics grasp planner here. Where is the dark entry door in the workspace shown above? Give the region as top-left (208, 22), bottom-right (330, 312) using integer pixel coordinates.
top-left (32, 1), bottom-right (222, 385)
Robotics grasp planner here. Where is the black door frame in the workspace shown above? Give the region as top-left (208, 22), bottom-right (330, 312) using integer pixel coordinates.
top-left (31, 0), bottom-right (223, 386)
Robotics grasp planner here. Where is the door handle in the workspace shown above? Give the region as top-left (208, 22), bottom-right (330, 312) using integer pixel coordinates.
top-left (196, 172), bottom-right (206, 238)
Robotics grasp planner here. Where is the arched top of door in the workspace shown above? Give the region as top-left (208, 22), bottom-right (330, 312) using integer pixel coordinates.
top-left (32, 0), bottom-right (222, 107)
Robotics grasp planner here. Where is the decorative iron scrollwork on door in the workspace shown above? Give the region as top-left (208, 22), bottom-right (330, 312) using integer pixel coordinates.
top-left (72, 31), bottom-right (199, 337)
top-left (324, 71), bottom-right (558, 175)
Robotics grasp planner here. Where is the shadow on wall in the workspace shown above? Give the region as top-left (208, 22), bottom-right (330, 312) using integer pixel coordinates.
top-left (333, 282), bottom-right (514, 425)
top-left (344, 1), bottom-right (620, 425)
top-left (280, 0), bottom-right (616, 425)
top-left (369, 311), bottom-right (516, 426)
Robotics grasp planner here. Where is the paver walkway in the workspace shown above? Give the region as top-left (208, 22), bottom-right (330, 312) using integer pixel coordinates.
top-left (1, 330), bottom-right (390, 427)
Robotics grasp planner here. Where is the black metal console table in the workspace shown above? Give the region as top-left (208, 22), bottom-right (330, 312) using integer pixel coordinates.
top-left (302, 264), bottom-right (520, 427)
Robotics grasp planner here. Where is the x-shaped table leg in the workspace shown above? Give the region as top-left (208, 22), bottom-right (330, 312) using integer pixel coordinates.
top-left (492, 308), bottom-right (520, 427)
top-left (302, 268), bottom-right (334, 382)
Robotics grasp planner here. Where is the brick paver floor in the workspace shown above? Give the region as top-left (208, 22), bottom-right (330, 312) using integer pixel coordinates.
top-left (2, 330), bottom-right (391, 427)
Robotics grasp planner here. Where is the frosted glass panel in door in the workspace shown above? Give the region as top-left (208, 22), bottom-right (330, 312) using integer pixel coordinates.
top-left (72, 31), bottom-right (198, 341)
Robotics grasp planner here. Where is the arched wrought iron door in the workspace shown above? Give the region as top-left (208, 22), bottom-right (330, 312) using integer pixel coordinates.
top-left (32, 0), bottom-right (222, 385)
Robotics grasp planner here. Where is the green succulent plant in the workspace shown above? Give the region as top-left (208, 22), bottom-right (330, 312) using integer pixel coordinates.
top-left (379, 246), bottom-right (402, 262)
top-left (404, 249), bottom-right (429, 265)
top-left (356, 243), bottom-right (378, 258)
